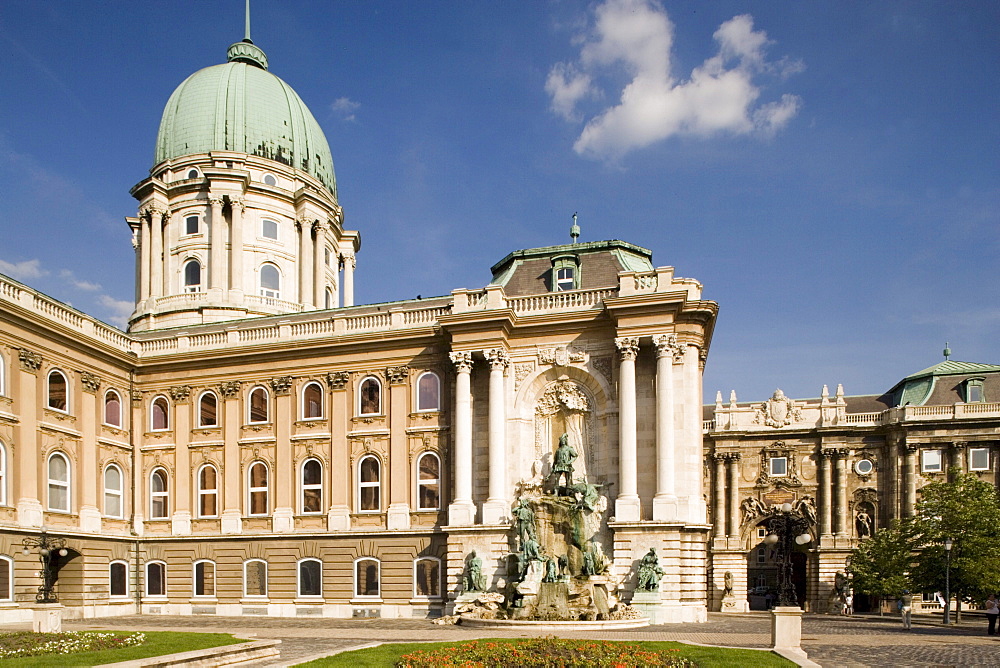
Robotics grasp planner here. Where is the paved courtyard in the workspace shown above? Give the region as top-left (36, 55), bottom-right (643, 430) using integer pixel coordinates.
top-left (62, 611), bottom-right (1000, 667)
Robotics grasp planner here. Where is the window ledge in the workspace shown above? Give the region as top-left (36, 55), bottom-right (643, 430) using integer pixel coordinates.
top-left (189, 597), bottom-right (218, 603)
top-left (350, 598), bottom-right (383, 604)
top-left (294, 598), bottom-right (325, 604)
top-left (240, 598), bottom-right (270, 604)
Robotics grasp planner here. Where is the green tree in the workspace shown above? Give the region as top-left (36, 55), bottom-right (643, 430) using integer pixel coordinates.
top-left (906, 473), bottom-right (1000, 621)
top-left (846, 521), bottom-right (911, 614)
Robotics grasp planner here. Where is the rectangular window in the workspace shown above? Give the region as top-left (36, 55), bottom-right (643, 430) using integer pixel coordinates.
top-left (970, 447), bottom-right (990, 472)
top-left (921, 449), bottom-right (942, 473)
top-left (262, 219), bottom-right (278, 240)
top-left (194, 561), bottom-right (215, 597)
top-left (146, 563), bottom-right (165, 597)
top-left (185, 215), bottom-right (199, 235)
top-left (244, 561), bottom-right (267, 597)
top-left (769, 457), bottom-right (787, 477)
top-left (0, 558), bottom-right (11, 601)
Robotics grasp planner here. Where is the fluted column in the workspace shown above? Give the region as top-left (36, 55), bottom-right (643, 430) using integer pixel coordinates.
top-left (229, 197), bottom-right (244, 297)
top-left (834, 448), bottom-right (849, 536)
top-left (139, 212), bottom-right (151, 301)
top-left (209, 197), bottom-right (226, 293)
top-left (448, 351), bottom-right (475, 525)
top-left (615, 336), bottom-right (641, 521)
top-left (312, 222), bottom-right (325, 308)
top-left (903, 443), bottom-right (918, 518)
top-left (652, 334), bottom-right (679, 520)
top-left (342, 252), bottom-right (355, 307)
top-left (297, 217), bottom-right (314, 307)
top-left (482, 349), bottom-right (509, 524)
top-left (818, 450), bottom-right (832, 537)
top-left (149, 207), bottom-right (164, 298)
top-left (726, 453), bottom-right (741, 537)
top-left (712, 454), bottom-right (725, 537)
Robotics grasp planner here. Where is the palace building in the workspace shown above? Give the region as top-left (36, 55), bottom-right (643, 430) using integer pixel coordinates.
top-left (1, 28), bottom-right (997, 625)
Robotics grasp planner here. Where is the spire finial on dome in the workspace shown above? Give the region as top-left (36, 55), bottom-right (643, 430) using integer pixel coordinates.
top-left (228, 0), bottom-right (268, 70)
top-left (570, 212), bottom-right (580, 243)
top-left (943, 342), bottom-right (951, 360)
top-left (245, 0), bottom-right (252, 43)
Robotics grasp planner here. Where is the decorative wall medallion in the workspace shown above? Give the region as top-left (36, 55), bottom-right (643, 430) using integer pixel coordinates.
top-left (80, 372), bottom-right (101, 393)
top-left (326, 371), bottom-right (349, 390)
top-left (218, 381), bottom-right (241, 398)
top-left (269, 376), bottom-right (293, 395)
top-left (386, 366), bottom-right (409, 385)
top-left (17, 348), bottom-right (42, 372)
top-left (537, 346), bottom-right (586, 367)
top-left (754, 389), bottom-right (803, 428)
top-left (131, 390), bottom-right (143, 403)
top-left (169, 385), bottom-right (191, 402)
top-left (854, 458), bottom-right (875, 479)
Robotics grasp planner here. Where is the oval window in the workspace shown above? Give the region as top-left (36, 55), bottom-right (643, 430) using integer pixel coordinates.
top-left (855, 459), bottom-right (873, 475)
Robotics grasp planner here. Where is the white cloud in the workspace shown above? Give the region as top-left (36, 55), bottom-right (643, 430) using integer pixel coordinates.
top-left (59, 269), bottom-right (101, 292)
top-left (547, 0), bottom-right (803, 159)
top-left (0, 257), bottom-right (47, 280)
top-left (97, 294), bottom-right (133, 328)
top-left (331, 97), bottom-right (360, 121)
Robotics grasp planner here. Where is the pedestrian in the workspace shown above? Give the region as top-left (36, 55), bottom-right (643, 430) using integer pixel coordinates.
top-left (845, 591), bottom-right (854, 616)
top-left (985, 593), bottom-right (998, 635)
top-left (900, 590), bottom-right (913, 630)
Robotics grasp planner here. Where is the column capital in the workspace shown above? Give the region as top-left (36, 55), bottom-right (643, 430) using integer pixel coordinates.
top-left (169, 385), bottom-right (191, 403)
top-left (340, 252), bottom-right (356, 269)
top-left (80, 371), bottom-right (101, 393)
top-left (712, 452), bottom-right (727, 463)
top-left (269, 376), bottom-right (293, 395)
top-left (484, 348), bottom-right (510, 370)
top-left (817, 449), bottom-right (834, 461)
top-left (450, 351), bottom-right (474, 372)
top-left (386, 366), bottom-right (410, 385)
top-left (326, 371), bottom-right (350, 390)
top-left (17, 348), bottom-right (42, 372)
top-left (834, 447), bottom-right (850, 458)
top-left (208, 196), bottom-right (225, 207)
top-left (615, 336), bottom-right (640, 360)
top-left (230, 196), bottom-right (246, 212)
top-left (725, 452), bottom-right (742, 462)
top-left (653, 333), bottom-right (683, 361)
top-left (218, 380), bottom-right (241, 398)
top-left (949, 440), bottom-right (968, 451)
top-left (311, 221), bottom-right (324, 236)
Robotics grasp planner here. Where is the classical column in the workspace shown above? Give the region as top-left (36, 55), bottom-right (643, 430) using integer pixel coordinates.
top-left (681, 343), bottom-right (705, 521)
top-left (652, 334), bottom-right (679, 520)
top-left (297, 217), bottom-right (314, 307)
top-left (170, 386), bottom-right (192, 535)
top-left (834, 448), bottom-right (849, 536)
top-left (482, 348), bottom-right (509, 524)
top-left (209, 197), bottom-right (226, 293)
top-left (149, 207), bottom-right (164, 298)
top-left (448, 351), bottom-right (475, 525)
top-left (712, 454), bottom-right (726, 538)
top-left (229, 197), bottom-right (244, 297)
top-left (615, 336), bottom-right (641, 521)
top-left (818, 450), bottom-right (832, 537)
top-left (312, 222), bottom-right (325, 308)
top-left (903, 443), bottom-right (917, 518)
top-left (139, 211), bottom-right (151, 301)
top-left (342, 252), bottom-right (355, 307)
top-left (726, 453), bottom-right (741, 538)
top-left (219, 381), bottom-right (243, 534)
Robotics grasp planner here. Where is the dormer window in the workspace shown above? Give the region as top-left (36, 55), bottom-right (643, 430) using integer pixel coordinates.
top-left (965, 378), bottom-right (985, 403)
top-left (550, 254), bottom-right (580, 292)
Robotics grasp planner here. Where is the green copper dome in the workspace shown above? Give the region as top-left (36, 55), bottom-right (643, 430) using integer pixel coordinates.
top-left (154, 42), bottom-right (337, 197)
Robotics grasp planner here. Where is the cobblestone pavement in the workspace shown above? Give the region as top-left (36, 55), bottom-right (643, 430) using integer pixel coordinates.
top-left (62, 612), bottom-right (1000, 667)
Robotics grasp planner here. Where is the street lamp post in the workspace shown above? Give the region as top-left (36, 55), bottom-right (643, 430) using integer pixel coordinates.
top-left (764, 502), bottom-right (813, 607)
top-left (944, 537), bottom-right (953, 625)
top-left (21, 532), bottom-right (69, 603)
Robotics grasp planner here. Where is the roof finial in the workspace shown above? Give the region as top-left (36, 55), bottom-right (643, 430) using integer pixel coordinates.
top-left (245, 0), bottom-right (252, 43)
top-left (943, 342), bottom-right (951, 360)
top-left (570, 212), bottom-right (580, 243)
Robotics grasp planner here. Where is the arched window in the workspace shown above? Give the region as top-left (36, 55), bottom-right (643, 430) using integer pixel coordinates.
top-left (414, 557), bottom-right (442, 599)
top-left (298, 558), bottom-right (322, 597)
top-left (47, 452), bottom-right (70, 512)
top-left (150, 468), bottom-right (168, 519)
top-left (104, 390), bottom-right (122, 427)
top-left (183, 260), bottom-right (202, 293)
top-left (358, 377), bottom-right (381, 416)
top-left (109, 561), bottom-right (128, 598)
top-left (244, 559), bottom-right (267, 598)
top-left (248, 461), bottom-right (268, 515)
top-left (0, 351), bottom-right (6, 396)
top-left (47, 369), bottom-right (68, 412)
top-left (247, 386), bottom-right (269, 423)
top-left (193, 560), bottom-right (215, 597)
top-left (324, 287), bottom-right (333, 309)
top-left (104, 464), bottom-right (123, 518)
top-left (416, 372), bottom-right (440, 412)
top-left (150, 395), bottom-right (169, 431)
top-left (198, 464), bottom-right (218, 518)
top-left (354, 558), bottom-right (380, 598)
top-left (0, 555), bottom-right (10, 602)
top-left (198, 391), bottom-right (218, 427)
top-left (146, 561), bottom-right (166, 597)
top-left (417, 452), bottom-right (440, 510)
top-left (259, 263), bottom-right (281, 298)
top-left (301, 458), bottom-right (323, 514)
top-left (302, 382), bottom-right (323, 419)
top-left (358, 455), bottom-right (380, 512)
top-left (0, 441), bottom-right (6, 506)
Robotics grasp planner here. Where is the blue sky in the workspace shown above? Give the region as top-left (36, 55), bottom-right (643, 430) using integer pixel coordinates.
top-left (0, 1), bottom-right (997, 403)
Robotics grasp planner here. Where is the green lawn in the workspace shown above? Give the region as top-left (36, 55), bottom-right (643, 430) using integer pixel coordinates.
top-left (1, 631), bottom-right (246, 667)
top-left (294, 638), bottom-right (795, 668)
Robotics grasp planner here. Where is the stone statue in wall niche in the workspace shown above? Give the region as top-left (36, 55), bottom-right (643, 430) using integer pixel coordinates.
top-left (856, 508), bottom-right (873, 538)
top-left (464, 551), bottom-right (486, 592)
top-left (723, 571), bottom-right (734, 598)
top-left (637, 548), bottom-right (664, 591)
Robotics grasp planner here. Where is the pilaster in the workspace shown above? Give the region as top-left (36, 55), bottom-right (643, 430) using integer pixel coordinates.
top-left (327, 371), bottom-right (351, 530)
top-left (386, 366), bottom-right (411, 530)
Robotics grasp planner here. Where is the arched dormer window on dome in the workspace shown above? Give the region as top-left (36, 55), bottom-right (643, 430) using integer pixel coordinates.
top-left (259, 264), bottom-right (281, 299)
top-left (183, 259), bottom-right (202, 293)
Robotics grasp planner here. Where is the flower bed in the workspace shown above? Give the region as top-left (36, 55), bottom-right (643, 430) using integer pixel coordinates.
top-left (0, 631), bottom-right (146, 659)
top-left (397, 638), bottom-right (696, 667)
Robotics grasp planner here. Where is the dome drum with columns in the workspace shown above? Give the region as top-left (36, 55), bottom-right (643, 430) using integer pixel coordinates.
top-left (128, 39), bottom-right (360, 332)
